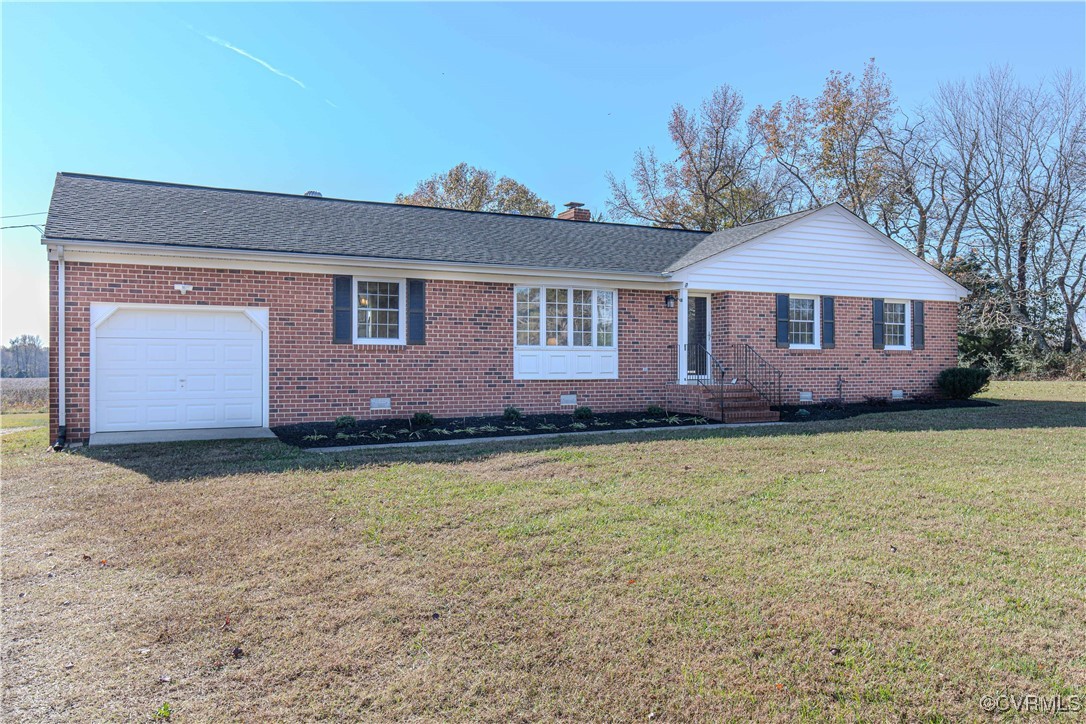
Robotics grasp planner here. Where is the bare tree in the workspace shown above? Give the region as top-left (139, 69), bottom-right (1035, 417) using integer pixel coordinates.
top-left (2, 335), bottom-right (47, 378)
top-left (963, 68), bottom-right (1085, 351)
top-left (607, 85), bottom-right (795, 230)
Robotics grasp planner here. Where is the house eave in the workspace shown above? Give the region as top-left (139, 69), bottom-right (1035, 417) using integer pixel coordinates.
top-left (41, 237), bottom-right (678, 287)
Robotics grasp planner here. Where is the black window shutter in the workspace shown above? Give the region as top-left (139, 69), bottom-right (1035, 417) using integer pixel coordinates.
top-left (912, 300), bottom-right (925, 350)
top-left (406, 279), bottom-right (426, 345)
top-left (821, 296), bottom-right (835, 349)
top-left (333, 275), bottom-right (352, 344)
top-left (775, 294), bottom-right (790, 348)
top-left (872, 298), bottom-right (885, 349)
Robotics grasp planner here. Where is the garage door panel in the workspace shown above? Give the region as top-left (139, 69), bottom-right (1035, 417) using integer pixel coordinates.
top-left (101, 373), bottom-right (141, 394)
top-left (100, 404), bottom-right (140, 427)
top-left (146, 405), bottom-right (181, 425)
top-left (145, 375), bottom-right (180, 393)
top-left (184, 404), bottom-right (218, 425)
top-left (94, 308), bottom-right (264, 433)
top-left (224, 403), bottom-right (259, 423)
top-left (100, 341), bottom-right (139, 363)
top-left (223, 374), bottom-right (256, 392)
top-left (185, 374), bottom-right (217, 393)
top-left (224, 344), bottom-right (256, 363)
top-left (146, 344), bottom-right (179, 363)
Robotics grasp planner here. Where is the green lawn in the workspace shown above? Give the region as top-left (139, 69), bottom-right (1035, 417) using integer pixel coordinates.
top-left (0, 410), bottom-right (47, 430)
top-left (2, 381), bottom-right (1083, 721)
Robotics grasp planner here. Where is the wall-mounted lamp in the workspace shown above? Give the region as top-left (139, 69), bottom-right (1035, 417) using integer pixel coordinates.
top-left (664, 294), bottom-right (676, 309)
top-left (174, 283), bottom-right (193, 295)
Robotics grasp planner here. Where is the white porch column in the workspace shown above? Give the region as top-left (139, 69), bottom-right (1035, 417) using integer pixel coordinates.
top-left (676, 285), bottom-right (688, 384)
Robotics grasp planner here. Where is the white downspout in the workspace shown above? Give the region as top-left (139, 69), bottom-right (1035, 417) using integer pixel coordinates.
top-left (55, 244), bottom-right (67, 445)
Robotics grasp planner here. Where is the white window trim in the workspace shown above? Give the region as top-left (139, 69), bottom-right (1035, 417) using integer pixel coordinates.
top-left (883, 299), bottom-right (912, 351)
top-left (352, 276), bottom-right (407, 345)
top-left (788, 294), bottom-right (821, 350)
top-left (513, 285), bottom-right (618, 350)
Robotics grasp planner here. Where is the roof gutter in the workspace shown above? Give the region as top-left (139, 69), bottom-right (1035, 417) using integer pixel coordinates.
top-left (40, 237), bottom-right (676, 284)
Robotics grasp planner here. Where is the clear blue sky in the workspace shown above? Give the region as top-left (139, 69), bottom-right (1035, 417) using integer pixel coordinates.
top-left (3, 2), bottom-right (1083, 340)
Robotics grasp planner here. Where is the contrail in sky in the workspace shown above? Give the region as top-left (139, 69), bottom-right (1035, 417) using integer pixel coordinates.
top-left (202, 33), bottom-right (307, 89)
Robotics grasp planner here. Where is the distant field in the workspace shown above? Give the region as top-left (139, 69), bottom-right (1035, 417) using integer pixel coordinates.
top-left (0, 378), bottom-right (47, 413)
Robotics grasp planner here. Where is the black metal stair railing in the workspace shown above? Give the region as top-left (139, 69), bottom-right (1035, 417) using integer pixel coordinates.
top-left (729, 342), bottom-right (783, 408)
top-left (689, 342), bottom-right (783, 411)
top-left (690, 343), bottom-right (728, 421)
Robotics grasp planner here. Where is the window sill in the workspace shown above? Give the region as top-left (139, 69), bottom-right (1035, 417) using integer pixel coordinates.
top-left (515, 346), bottom-right (618, 352)
top-left (788, 345), bottom-right (821, 351)
top-left (353, 339), bottom-right (405, 346)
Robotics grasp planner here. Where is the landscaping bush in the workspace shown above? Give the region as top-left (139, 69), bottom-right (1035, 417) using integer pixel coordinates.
top-left (502, 406), bottom-right (523, 421)
top-left (937, 367), bottom-right (992, 399)
top-left (334, 415), bottom-right (357, 429)
top-left (412, 412), bottom-right (435, 427)
top-left (573, 406), bottom-right (594, 420)
top-left (646, 405), bottom-right (665, 417)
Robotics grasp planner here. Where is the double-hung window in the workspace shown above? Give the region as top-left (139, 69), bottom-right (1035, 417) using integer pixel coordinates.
top-left (788, 295), bottom-right (820, 349)
top-left (883, 300), bottom-right (910, 349)
top-left (514, 286), bottom-right (617, 349)
top-left (354, 279), bottom-right (405, 344)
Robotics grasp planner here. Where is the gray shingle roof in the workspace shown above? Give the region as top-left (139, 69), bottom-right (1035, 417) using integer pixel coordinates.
top-left (44, 173), bottom-right (821, 276)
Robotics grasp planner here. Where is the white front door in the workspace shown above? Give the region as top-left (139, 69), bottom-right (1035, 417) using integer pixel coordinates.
top-left (93, 308), bottom-right (264, 433)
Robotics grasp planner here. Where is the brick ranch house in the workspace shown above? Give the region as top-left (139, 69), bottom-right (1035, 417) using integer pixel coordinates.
top-left (43, 173), bottom-right (968, 446)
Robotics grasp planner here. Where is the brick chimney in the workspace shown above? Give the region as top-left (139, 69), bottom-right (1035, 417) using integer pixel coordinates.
top-left (557, 201), bottom-right (591, 221)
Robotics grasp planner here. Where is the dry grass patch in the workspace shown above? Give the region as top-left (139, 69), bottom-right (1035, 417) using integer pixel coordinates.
top-left (2, 382), bottom-right (1083, 721)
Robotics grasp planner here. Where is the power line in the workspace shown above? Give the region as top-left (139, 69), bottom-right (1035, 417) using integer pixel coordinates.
top-left (1, 224), bottom-right (44, 231)
top-left (1, 211), bottom-right (46, 219)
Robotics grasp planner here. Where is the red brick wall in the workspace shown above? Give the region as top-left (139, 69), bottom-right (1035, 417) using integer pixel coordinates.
top-left (48, 261), bottom-right (960, 443)
top-left (49, 261), bottom-right (678, 443)
top-left (712, 291), bottom-right (958, 403)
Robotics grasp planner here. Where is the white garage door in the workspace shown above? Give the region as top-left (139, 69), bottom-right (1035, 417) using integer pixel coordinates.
top-left (94, 308), bottom-right (264, 433)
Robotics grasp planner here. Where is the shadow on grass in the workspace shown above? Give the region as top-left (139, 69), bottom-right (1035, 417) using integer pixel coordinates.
top-left (76, 396), bottom-right (1085, 483)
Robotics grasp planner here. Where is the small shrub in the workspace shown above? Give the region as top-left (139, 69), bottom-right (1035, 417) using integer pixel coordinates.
top-left (820, 398), bottom-right (845, 411)
top-left (502, 406), bottom-right (523, 421)
top-left (411, 411), bottom-right (435, 427)
top-left (573, 406), bottom-right (594, 420)
top-left (154, 702), bottom-right (172, 720)
top-left (646, 405), bottom-right (666, 417)
top-left (937, 367), bottom-right (991, 399)
top-left (334, 415), bottom-right (356, 429)
top-left (795, 408), bottom-right (811, 418)
top-left (568, 422), bottom-right (587, 430)
top-left (863, 395), bottom-right (890, 406)
top-left (506, 425), bottom-right (530, 432)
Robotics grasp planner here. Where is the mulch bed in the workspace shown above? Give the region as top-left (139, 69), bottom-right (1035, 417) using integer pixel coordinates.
top-left (778, 397), bottom-right (996, 423)
top-left (274, 411), bottom-right (714, 449)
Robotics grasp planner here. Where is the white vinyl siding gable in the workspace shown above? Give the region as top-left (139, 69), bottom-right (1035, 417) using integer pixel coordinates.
top-left (673, 206), bottom-right (965, 302)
